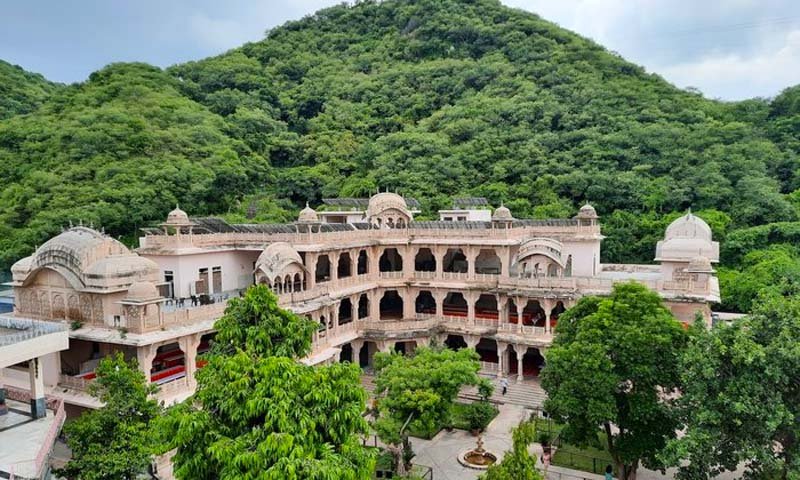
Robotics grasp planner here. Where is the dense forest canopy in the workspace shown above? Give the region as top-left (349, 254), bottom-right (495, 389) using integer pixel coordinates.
top-left (1, 0), bottom-right (799, 312)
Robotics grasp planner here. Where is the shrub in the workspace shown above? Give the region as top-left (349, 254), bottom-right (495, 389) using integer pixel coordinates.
top-left (465, 401), bottom-right (498, 432)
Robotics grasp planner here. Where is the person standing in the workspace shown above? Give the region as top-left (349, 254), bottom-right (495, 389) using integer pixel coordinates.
top-left (605, 465), bottom-right (614, 480)
top-left (500, 376), bottom-right (509, 395)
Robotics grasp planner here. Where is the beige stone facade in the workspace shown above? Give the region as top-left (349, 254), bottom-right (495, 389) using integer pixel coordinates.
top-left (3, 195), bottom-right (720, 409)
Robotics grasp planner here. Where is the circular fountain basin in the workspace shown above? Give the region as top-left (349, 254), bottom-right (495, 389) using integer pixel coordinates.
top-left (458, 449), bottom-right (498, 470)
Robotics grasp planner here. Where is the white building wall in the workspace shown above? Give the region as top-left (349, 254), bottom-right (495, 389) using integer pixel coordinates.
top-left (141, 250), bottom-right (260, 299)
top-left (561, 240), bottom-right (601, 277)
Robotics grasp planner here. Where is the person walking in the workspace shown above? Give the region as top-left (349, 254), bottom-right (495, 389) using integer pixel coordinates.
top-left (500, 376), bottom-right (509, 395)
top-left (605, 464), bottom-right (614, 480)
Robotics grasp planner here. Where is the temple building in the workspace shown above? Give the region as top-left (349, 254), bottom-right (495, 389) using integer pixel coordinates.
top-left (0, 195), bottom-right (719, 420)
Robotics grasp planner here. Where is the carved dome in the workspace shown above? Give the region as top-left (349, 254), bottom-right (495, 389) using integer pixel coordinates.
top-left (656, 211), bottom-right (719, 263)
top-left (366, 192), bottom-right (409, 219)
top-left (686, 256), bottom-right (714, 273)
top-left (164, 205), bottom-right (192, 226)
top-left (255, 242), bottom-right (305, 279)
top-left (575, 203), bottom-right (598, 219)
top-left (664, 211), bottom-right (712, 242)
top-left (492, 204), bottom-right (513, 221)
top-left (11, 226), bottom-right (159, 290)
top-left (125, 281), bottom-right (160, 302)
top-left (297, 203), bottom-right (319, 223)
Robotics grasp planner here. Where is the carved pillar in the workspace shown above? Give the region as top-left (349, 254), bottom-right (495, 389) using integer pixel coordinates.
top-left (330, 252), bottom-right (340, 282)
top-left (515, 297), bottom-right (525, 334)
top-left (370, 247), bottom-right (381, 278)
top-left (351, 339), bottom-right (364, 363)
top-left (466, 291), bottom-right (478, 324)
top-left (137, 344), bottom-right (158, 384)
top-left (370, 289), bottom-right (382, 320)
top-left (402, 287), bottom-right (415, 319)
top-left (496, 341), bottom-right (508, 376)
top-left (543, 299), bottom-right (553, 334)
top-left (350, 294), bottom-right (359, 321)
top-left (332, 301), bottom-right (340, 332)
top-left (516, 344), bottom-right (525, 383)
top-left (434, 247), bottom-right (445, 279)
top-left (306, 252), bottom-right (317, 290)
top-left (179, 334), bottom-right (202, 390)
top-left (464, 335), bottom-right (479, 349)
top-left (499, 246), bottom-right (510, 278)
top-left (403, 246), bottom-right (415, 280)
top-left (467, 247), bottom-right (477, 278)
top-left (497, 295), bottom-right (508, 324)
top-left (433, 290), bottom-right (446, 318)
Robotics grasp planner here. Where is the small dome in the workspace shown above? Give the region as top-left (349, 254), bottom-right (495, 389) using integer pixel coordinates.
top-left (164, 205), bottom-right (191, 226)
top-left (297, 202), bottom-right (318, 223)
top-left (492, 204), bottom-right (513, 221)
top-left (686, 256), bottom-right (714, 273)
top-left (576, 203), bottom-right (598, 219)
top-left (366, 192), bottom-right (409, 219)
top-left (665, 211), bottom-right (712, 242)
top-left (125, 281), bottom-right (160, 302)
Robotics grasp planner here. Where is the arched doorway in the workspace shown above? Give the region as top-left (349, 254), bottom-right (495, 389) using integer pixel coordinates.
top-left (414, 248), bottom-right (436, 272)
top-left (379, 248), bottom-right (403, 272)
top-left (475, 294), bottom-right (498, 321)
top-left (338, 252), bottom-right (352, 278)
top-left (379, 290), bottom-right (403, 320)
top-left (443, 248), bottom-right (468, 273)
top-left (415, 290), bottom-right (436, 314)
top-left (443, 292), bottom-right (468, 317)
top-left (445, 335), bottom-right (467, 351)
top-left (315, 255), bottom-right (331, 283)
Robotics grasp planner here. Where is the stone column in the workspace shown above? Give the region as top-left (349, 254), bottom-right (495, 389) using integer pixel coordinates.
top-left (370, 247), bottom-right (381, 278)
top-left (306, 253), bottom-right (317, 290)
top-left (515, 299), bottom-right (524, 333)
top-left (467, 247), bottom-right (477, 279)
top-left (466, 291), bottom-right (478, 324)
top-left (402, 288), bottom-right (415, 319)
top-left (496, 341), bottom-right (507, 377)
top-left (370, 289), bottom-right (382, 320)
top-left (515, 345), bottom-right (525, 383)
top-left (543, 299), bottom-right (553, 334)
top-left (497, 295), bottom-right (508, 324)
top-left (434, 247), bottom-right (445, 279)
top-left (137, 344), bottom-right (158, 384)
top-left (403, 246), bottom-right (415, 278)
top-left (179, 334), bottom-right (202, 390)
top-left (332, 301), bottom-right (340, 333)
top-left (499, 246), bottom-right (510, 278)
top-left (464, 335), bottom-right (479, 350)
top-left (330, 252), bottom-right (340, 282)
top-left (433, 290), bottom-right (446, 318)
top-left (350, 294), bottom-right (360, 321)
top-left (351, 339), bottom-right (364, 363)
top-left (28, 357), bottom-right (46, 418)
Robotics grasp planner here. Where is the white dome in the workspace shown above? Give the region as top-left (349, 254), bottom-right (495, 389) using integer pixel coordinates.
top-left (125, 281), bottom-right (160, 302)
top-left (656, 211), bottom-right (718, 263)
top-left (297, 203), bottom-right (318, 223)
top-left (575, 203), bottom-right (598, 219)
top-left (665, 211), bottom-right (712, 242)
top-left (164, 205), bottom-right (191, 226)
top-left (255, 242), bottom-right (305, 279)
top-left (492, 204), bottom-right (513, 221)
top-left (366, 192), bottom-right (409, 219)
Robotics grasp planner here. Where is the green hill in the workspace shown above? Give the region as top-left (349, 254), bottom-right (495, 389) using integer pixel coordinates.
top-left (0, 0), bottom-right (798, 283)
top-left (0, 60), bottom-right (60, 119)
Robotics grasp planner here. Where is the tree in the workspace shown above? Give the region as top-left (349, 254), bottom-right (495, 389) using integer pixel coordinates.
top-left (164, 353), bottom-right (374, 480)
top-left (665, 294), bottom-right (800, 479)
top-left (54, 352), bottom-right (160, 480)
top-left (481, 421), bottom-right (543, 480)
top-left (372, 346), bottom-right (488, 475)
top-left (211, 284), bottom-right (318, 358)
top-left (162, 284), bottom-right (374, 479)
top-left (540, 282), bottom-right (688, 480)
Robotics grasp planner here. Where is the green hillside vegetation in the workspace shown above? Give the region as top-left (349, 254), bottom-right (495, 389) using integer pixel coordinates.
top-left (1, 0), bottom-right (799, 313)
top-left (0, 60), bottom-right (60, 119)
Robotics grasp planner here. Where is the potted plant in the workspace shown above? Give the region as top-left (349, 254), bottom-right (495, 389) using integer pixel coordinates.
top-left (466, 401), bottom-right (497, 435)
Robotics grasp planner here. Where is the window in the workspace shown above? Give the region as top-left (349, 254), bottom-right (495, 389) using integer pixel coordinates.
top-left (164, 271), bottom-right (174, 298)
top-left (113, 315), bottom-right (121, 327)
top-left (198, 268), bottom-right (209, 295)
top-left (457, 216), bottom-right (466, 221)
top-left (212, 266), bottom-right (222, 293)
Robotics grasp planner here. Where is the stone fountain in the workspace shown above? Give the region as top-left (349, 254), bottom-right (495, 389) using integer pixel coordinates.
top-left (457, 434), bottom-right (498, 470)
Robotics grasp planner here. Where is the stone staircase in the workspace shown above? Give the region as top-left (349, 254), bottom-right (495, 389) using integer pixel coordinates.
top-left (361, 374), bottom-right (547, 410)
